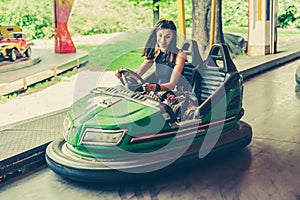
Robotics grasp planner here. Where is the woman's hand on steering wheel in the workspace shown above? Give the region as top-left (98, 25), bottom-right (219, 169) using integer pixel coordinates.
top-left (115, 69), bottom-right (122, 79)
top-left (142, 83), bottom-right (158, 93)
top-left (116, 68), bottom-right (146, 92)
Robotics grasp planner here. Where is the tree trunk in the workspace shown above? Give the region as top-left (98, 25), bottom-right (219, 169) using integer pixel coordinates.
top-left (153, 0), bottom-right (160, 26)
top-left (192, 0), bottom-right (224, 59)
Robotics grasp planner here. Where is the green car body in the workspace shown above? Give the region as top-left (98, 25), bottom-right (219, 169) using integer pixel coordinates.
top-left (46, 41), bottom-right (252, 182)
top-left (296, 65), bottom-right (300, 85)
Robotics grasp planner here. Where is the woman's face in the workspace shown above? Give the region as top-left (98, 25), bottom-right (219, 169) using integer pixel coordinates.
top-left (156, 29), bottom-right (173, 50)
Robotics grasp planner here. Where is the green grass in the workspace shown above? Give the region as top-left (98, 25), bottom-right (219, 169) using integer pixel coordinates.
top-left (77, 30), bottom-right (149, 72)
top-left (278, 28), bottom-right (300, 35)
top-left (76, 45), bottom-right (97, 53)
top-left (106, 49), bottom-right (144, 71)
top-left (223, 26), bottom-right (248, 35)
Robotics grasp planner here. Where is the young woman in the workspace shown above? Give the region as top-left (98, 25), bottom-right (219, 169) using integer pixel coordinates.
top-left (116, 19), bottom-right (186, 93)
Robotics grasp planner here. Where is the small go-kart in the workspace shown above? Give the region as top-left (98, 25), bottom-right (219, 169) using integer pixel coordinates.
top-left (296, 65), bottom-right (300, 85)
top-left (0, 25), bottom-right (33, 62)
top-left (296, 65), bottom-right (300, 92)
top-left (46, 40), bottom-right (252, 182)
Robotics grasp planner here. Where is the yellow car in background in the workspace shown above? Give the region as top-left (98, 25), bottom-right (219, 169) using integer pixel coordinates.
top-left (0, 25), bottom-right (34, 62)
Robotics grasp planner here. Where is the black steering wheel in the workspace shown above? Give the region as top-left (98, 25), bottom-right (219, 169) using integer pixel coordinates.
top-left (119, 69), bottom-right (145, 92)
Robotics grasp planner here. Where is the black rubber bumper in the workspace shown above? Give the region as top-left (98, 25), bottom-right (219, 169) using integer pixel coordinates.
top-left (46, 121), bottom-right (252, 183)
top-left (296, 65), bottom-right (300, 84)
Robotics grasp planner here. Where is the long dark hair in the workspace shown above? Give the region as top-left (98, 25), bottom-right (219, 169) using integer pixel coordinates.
top-left (142, 19), bottom-right (179, 67)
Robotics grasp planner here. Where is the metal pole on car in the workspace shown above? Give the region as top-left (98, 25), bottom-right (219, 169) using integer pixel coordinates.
top-left (177, 0), bottom-right (186, 45)
top-left (210, 0), bottom-right (216, 48)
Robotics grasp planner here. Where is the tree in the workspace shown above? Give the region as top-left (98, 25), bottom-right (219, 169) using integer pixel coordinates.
top-left (192, 0), bottom-right (224, 58)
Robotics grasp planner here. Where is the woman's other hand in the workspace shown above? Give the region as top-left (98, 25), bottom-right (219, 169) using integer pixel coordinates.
top-left (142, 83), bottom-right (157, 92)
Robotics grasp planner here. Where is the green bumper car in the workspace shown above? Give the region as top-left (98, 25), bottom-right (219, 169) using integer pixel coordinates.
top-left (296, 65), bottom-right (300, 85)
top-left (46, 40), bottom-right (252, 182)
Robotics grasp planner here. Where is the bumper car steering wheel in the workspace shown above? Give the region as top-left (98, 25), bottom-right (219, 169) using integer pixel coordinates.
top-left (119, 69), bottom-right (145, 92)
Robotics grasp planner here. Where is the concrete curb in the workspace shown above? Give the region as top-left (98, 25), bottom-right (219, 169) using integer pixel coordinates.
top-left (0, 108), bottom-right (67, 183)
top-left (241, 50), bottom-right (300, 80)
top-left (0, 57), bottom-right (41, 73)
top-left (0, 143), bottom-right (49, 182)
top-left (0, 52), bottom-right (88, 96)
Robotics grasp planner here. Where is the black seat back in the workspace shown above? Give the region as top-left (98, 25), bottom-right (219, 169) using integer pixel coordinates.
top-left (196, 44), bottom-right (236, 103)
top-left (181, 39), bottom-right (204, 68)
top-left (177, 39), bottom-right (203, 92)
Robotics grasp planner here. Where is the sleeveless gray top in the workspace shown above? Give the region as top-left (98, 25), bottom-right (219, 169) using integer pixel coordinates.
top-left (155, 51), bottom-right (174, 84)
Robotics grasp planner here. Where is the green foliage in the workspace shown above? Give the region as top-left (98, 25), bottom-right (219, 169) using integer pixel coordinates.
top-left (77, 18), bottom-right (129, 35)
top-left (0, 1), bottom-right (53, 39)
top-left (128, 0), bottom-right (193, 27)
top-left (129, 0), bottom-right (300, 30)
top-left (128, 0), bottom-right (153, 7)
top-left (68, 0), bottom-right (152, 36)
top-left (1, 0), bottom-right (299, 40)
top-left (278, 5), bottom-right (298, 28)
top-left (128, 0), bottom-right (174, 10)
top-left (222, 0), bottom-right (248, 27)
top-left (221, 1), bottom-right (300, 29)
top-left (295, 19), bottom-right (300, 29)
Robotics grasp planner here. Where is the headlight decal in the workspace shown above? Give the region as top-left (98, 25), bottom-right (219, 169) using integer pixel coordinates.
top-left (80, 128), bottom-right (126, 146)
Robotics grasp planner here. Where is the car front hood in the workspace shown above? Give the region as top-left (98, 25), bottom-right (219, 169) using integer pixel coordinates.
top-left (68, 89), bottom-right (161, 130)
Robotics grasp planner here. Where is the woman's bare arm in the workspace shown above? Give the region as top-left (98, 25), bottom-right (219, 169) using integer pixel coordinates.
top-left (160, 50), bottom-right (186, 91)
top-left (135, 59), bottom-right (154, 77)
